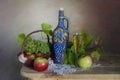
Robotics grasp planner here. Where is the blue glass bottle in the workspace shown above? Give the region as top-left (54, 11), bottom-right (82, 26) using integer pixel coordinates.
top-left (52, 8), bottom-right (69, 64)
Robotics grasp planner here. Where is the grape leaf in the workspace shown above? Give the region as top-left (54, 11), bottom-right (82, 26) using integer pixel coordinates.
top-left (18, 33), bottom-right (32, 46)
top-left (41, 23), bottom-right (52, 36)
top-left (96, 47), bottom-right (104, 54)
top-left (78, 48), bottom-right (86, 57)
top-left (91, 51), bottom-right (100, 61)
top-left (68, 49), bottom-right (75, 65)
top-left (64, 53), bottom-right (68, 64)
top-left (18, 33), bottom-right (25, 46)
top-left (85, 34), bottom-right (92, 47)
top-left (79, 30), bottom-right (92, 48)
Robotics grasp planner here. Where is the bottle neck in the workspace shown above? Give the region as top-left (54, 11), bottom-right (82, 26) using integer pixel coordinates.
top-left (58, 17), bottom-right (64, 23)
top-left (59, 9), bottom-right (64, 17)
top-left (58, 10), bottom-right (64, 25)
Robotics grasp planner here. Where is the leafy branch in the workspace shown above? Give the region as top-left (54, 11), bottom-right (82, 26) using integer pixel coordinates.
top-left (64, 30), bottom-right (104, 65)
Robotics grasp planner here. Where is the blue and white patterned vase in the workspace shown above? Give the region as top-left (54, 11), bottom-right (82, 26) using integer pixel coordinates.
top-left (52, 8), bottom-right (69, 64)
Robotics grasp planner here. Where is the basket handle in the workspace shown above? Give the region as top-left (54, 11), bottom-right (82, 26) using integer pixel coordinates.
top-left (21, 30), bottom-right (50, 54)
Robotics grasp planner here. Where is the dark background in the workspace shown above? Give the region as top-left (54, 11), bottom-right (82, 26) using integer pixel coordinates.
top-left (0, 0), bottom-right (120, 80)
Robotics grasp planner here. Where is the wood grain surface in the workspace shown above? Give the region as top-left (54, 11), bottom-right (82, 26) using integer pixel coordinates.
top-left (21, 54), bottom-right (120, 80)
top-left (21, 66), bottom-right (120, 80)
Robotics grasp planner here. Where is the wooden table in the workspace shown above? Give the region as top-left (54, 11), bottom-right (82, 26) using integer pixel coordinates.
top-left (21, 55), bottom-right (120, 80)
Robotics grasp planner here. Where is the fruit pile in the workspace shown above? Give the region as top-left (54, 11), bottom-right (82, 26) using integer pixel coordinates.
top-left (18, 33), bottom-right (50, 71)
top-left (18, 23), bottom-right (52, 71)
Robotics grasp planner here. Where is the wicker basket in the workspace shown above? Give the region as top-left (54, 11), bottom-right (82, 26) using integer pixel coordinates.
top-left (18, 30), bottom-right (51, 67)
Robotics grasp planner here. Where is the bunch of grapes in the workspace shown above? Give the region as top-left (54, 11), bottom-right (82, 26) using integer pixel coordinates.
top-left (38, 41), bottom-right (50, 54)
top-left (24, 40), bottom-right (37, 54)
top-left (24, 39), bottom-right (50, 54)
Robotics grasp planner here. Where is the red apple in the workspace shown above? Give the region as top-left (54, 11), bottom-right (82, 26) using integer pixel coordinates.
top-left (24, 54), bottom-right (35, 67)
top-left (34, 57), bottom-right (48, 71)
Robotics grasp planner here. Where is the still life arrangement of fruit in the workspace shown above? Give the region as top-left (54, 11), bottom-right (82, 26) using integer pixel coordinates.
top-left (17, 8), bottom-right (104, 74)
top-left (17, 23), bottom-right (103, 72)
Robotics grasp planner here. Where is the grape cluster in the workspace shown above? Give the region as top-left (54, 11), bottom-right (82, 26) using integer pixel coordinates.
top-left (24, 39), bottom-right (50, 54)
top-left (39, 41), bottom-right (50, 54)
top-left (24, 41), bottom-right (36, 54)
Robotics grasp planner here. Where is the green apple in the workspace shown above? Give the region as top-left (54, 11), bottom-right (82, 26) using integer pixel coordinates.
top-left (78, 55), bottom-right (93, 69)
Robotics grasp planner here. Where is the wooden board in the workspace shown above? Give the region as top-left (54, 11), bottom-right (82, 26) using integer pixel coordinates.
top-left (21, 54), bottom-right (120, 80)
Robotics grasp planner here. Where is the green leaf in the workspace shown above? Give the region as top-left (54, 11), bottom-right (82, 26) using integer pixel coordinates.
top-left (70, 45), bottom-right (74, 52)
top-left (41, 23), bottom-right (52, 36)
top-left (18, 33), bottom-right (32, 46)
top-left (78, 30), bottom-right (92, 48)
top-left (64, 53), bottom-right (68, 64)
top-left (85, 34), bottom-right (92, 47)
top-left (18, 33), bottom-right (25, 46)
top-left (96, 47), bottom-right (104, 54)
top-left (91, 51), bottom-right (101, 61)
top-left (78, 48), bottom-right (86, 57)
top-left (68, 51), bottom-right (75, 65)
